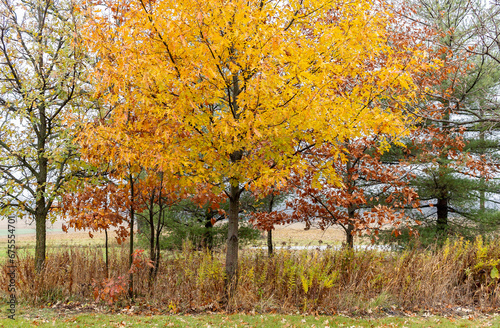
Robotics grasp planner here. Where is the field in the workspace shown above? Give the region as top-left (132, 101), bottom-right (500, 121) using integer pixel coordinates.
top-left (0, 220), bottom-right (350, 261)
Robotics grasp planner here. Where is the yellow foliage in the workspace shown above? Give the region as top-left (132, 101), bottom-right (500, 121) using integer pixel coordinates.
top-left (80, 0), bottom-right (437, 191)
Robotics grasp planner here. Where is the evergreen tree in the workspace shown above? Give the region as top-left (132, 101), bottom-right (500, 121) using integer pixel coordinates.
top-left (401, 0), bottom-right (500, 239)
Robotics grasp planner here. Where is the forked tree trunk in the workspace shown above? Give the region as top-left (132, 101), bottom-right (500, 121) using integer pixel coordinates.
top-left (153, 207), bottom-right (162, 280)
top-left (152, 175), bottom-right (165, 282)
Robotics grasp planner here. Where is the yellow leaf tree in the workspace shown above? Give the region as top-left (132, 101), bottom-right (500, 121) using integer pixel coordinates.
top-left (81, 0), bottom-right (436, 289)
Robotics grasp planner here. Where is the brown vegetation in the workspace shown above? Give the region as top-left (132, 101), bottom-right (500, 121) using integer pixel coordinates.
top-left (2, 237), bottom-right (500, 314)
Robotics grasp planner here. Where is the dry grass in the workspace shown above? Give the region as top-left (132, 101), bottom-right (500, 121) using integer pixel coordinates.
top-left (1, 237), bottom-right (500, 314)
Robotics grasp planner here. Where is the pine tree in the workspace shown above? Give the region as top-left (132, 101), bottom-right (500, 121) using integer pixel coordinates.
top-left (400, 0), bottom-right (500, 240)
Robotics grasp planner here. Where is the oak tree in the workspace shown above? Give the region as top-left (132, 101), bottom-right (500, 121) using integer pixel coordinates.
top-left (253, 137), bottom-right (420, 249)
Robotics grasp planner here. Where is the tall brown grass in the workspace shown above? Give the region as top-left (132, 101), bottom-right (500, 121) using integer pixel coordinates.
top-left (1, 237), bottom-right (499, 313)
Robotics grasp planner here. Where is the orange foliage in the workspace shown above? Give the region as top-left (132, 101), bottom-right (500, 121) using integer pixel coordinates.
top-left (61, 179), bottom-right (130, 243)
top-left (252, 136), bottom-right (421, 241)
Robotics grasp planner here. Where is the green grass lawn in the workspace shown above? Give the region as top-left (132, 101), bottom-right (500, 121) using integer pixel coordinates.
top-left (1, 306), bottom-right (499, 328)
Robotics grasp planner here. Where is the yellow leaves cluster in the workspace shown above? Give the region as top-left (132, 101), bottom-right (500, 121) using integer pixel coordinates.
top-left (81, 0), bottom-right (437, 189)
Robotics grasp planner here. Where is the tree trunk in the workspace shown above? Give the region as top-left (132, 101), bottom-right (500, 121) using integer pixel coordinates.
top-left (267, 193), bottom-right (275, 257)
top-left (35, 210), bottom-right (46, 272)
top-left (345, 154), bottom-right (355, 250)
top-left (153, 175), bottom-right (164, 280)
top-left (35, 121), bottom-right (48, 273)
top-left (267, 230), bottom-right (273, 257)
top-left (479, 131), bottom-right (486, 213)
top-left (154, 231), bottom-right (161, 280)
top-left (35, 156), bottom-right (48, 272)
top-left (346, 223), bottom-right (354, 249)
top-left (128, 173), bottom-right (135, 300)
top-left (346, 204), bottom-right (355, 249)
top-left (154, 208), bottom-right (162, 280)
top-left (436, 103), bottom-right (450, 235)
top-left (204, 216), bottom-right (214, 252)
top-left (225, 180), bottom-right (241, 296)
top-left (105, 228), bottom-right (109, 279)
top-left (148, 205), bottom-right (156, 288)
top-left (436, 197), bottom-right (448, 233)
top-left (225, 66), bottom-right (242, 302)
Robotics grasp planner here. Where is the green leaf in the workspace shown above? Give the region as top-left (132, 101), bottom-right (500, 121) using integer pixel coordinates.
top-left (490, 266), bottom-right (499, 279)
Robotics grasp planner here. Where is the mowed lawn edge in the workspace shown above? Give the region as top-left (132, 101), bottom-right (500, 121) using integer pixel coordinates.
top-left (1, 311), bottom-right (500, 328)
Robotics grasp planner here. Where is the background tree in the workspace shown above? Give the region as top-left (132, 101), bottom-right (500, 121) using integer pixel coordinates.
top-left (249, 189), bottom-right (288, 256)
top-left (254, 136), bottom-right (420, 249)
top-left (397, 0), bottom-right (500, 240)
top-left (0, 0), bottom-right (88, 271)
top-left (150, 197), bottom-right (261, 252)
top-left (133, 169), bottom-right (184, 284)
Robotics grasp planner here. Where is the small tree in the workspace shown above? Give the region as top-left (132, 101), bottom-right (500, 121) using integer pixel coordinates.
top-left (133, 170), bottom-right (183, 284)
top-left (60, 179), bottom-right (129, 278)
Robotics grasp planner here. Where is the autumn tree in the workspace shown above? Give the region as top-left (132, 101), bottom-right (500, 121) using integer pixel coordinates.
top-left (253, 136), bottom-right (420, 249)
top-left (81, 0), bottom-right (436, 292)
top-left (0, 0), bottom-right (88, 271)
top-left (250, 188), bottom-right (288, 256)
top-left (60, 178), bottom-right (130, 278)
